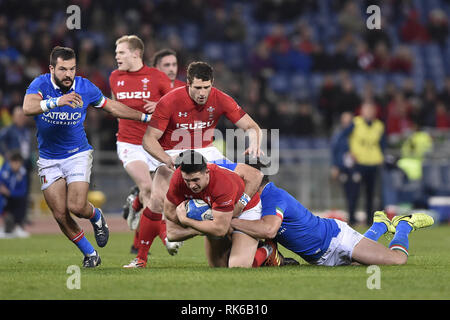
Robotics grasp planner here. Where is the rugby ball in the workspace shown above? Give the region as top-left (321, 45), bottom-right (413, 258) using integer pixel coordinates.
top-left (186, 199), bottom-right (213, 221)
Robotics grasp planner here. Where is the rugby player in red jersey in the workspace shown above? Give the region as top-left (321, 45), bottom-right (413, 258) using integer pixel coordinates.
top-left (166, 150), bottom-right (263, 268)
top-left (109, 35), bottom-right (182, 256)
top-left (123, 61), bottom-right (262, 268)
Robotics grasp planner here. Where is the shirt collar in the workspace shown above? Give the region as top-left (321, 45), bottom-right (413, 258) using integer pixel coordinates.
top-left (50, 74), bottom-right (76, 92)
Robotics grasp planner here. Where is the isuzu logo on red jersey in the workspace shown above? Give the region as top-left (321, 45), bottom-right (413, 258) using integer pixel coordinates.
top-left (116, 91), bottom-right (151, 99)
top-left (175, 120), bottom-right (215, 129)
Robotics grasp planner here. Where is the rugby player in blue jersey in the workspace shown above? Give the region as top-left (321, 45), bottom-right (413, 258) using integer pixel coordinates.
top-left (22, 46), bottom-right (153, 267)
top-left (212, 159), bottom-right (434, 266)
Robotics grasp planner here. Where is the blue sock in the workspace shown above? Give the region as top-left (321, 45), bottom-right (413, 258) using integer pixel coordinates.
top-left (364, 222), bottom-right (388, 242)
top-left (389, 221), bottom-right (413, 256)
top-left (90, 207), bottom-right (101, 224)
top-left (71, 230), bottom-right (96, 256)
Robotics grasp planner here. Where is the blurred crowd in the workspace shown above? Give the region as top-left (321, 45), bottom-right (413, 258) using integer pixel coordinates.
top-left (0, 0), bottom-right (449, 150)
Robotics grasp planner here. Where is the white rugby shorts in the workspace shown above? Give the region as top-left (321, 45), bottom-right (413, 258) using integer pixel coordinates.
top-left (161, 146), bottom-right (228, 168)
top-left (117, 141), bottom-right (160, 171)
top-left (312, 219), bottom-right (364, 266)
top-left (37, 150), bottom-right (93, 190)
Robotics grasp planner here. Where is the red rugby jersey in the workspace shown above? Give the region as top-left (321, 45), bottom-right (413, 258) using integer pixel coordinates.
top-left (109, 65), bottom-right (172, 144)
top-left (149, 86), bottom-right (246, 150)
top-left (172, 79), bottom-right (185, 89)
top-left (166, 163), bottom-right (260, 212)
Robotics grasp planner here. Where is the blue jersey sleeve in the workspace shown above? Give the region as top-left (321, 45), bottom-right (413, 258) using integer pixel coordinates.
top-left (210, 159), bottom-right (237, 171)
top-left (25, 76), bottom-right (45, 97)
top-left (261, 198), bottom-right (287, 221)
top-left (84, 79), bottom-right (106, 108)
top-left (261, 186), bottom-right (287, 220)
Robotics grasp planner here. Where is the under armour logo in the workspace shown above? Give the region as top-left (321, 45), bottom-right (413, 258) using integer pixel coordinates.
top-left (178, 112), bottom-right (188, 117)
top-left (117, 80), bottom-right (124, 86)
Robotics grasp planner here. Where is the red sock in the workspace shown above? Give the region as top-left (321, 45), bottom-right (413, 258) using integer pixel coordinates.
top-left (132, 196), bottom-right (143, 212)
top-left (137, 207), bottom-right (162, 262)
top-left (133, 229), bottom-right (140, 249)
top-left (159, 219), bottom-right (167, 245)
top-left (252, 247), bottom-right (270, 268)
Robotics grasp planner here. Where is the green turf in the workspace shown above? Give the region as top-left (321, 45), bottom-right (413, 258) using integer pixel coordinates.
top-left (1, 225), bottom-right (449, 300)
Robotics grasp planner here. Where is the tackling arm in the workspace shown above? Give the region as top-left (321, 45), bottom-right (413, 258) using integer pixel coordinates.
top-left (232, 163), bottom-right (263, 217)
top-left (230, 215), bottom-right (281, 239)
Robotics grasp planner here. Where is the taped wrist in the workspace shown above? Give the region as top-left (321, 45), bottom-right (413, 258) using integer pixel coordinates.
top-left (238, 193), bottom-right (251, 207)
top-left (40, 97), bottom-right (60, 113)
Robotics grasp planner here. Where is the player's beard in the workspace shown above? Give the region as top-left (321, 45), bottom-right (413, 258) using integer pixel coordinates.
top-left (54, 75), bottom-right (74, 93)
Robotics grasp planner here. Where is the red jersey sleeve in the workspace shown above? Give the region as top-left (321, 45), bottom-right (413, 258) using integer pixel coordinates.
top-left (157, 70), bottom-right (173, 97)
top-left (166, 169), bottom-right (185, 205)
top-left (218, 90), bottom-right (247, 124)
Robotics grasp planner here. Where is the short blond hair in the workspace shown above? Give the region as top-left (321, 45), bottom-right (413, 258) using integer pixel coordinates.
top-left (115, 35), bottom-right (144, 58)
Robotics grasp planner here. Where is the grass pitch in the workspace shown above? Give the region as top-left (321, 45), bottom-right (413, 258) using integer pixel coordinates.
top-left (1, 224), bottom-right (449, 300)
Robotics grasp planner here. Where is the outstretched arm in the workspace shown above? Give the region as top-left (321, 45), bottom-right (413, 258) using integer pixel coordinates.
top-left (102, 98), bottom-right (151, 122)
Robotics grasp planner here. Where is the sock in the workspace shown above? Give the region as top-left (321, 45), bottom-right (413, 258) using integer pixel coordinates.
top-left (252, 246), bottom-right (270, 268)
top-left (89, 206), bottom-right (101, 224)
top-left (132, 196), bottom-right (143, 212)
top-left (137, 207), bottom-right (162, 261)
top-left (71, 230), bottom-right (95, 256)
top-left (133, 229), bottom-right (140, 249)
top-left (389, 221), bottom-right (413, 256)
top-left (363, 222), bottom-right (387, 242)
top-left (159, 219), bottom-right (167, 245)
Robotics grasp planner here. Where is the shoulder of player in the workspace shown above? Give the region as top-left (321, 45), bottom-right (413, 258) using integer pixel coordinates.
top-left (30, 73), bottom-right (51, 86)
top-left (140, 65), bottom-right (169, 79)
top-left (260, 182), bottom-right (278, 198)
top-left (158, 85), bottom-right (186, 103)
top-left (174, 79), bottom-right (186, 87)
top-left (208, 163), bottom-right (238, 183)
top-left (212, 87), bottom-right (241, 108)
top-left (213, 87), bottom-right (234, 100)
top-left (74, 76), bottom-right (100, 91)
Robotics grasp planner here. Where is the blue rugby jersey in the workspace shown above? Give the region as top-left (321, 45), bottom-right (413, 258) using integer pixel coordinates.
top-left (212, 160), bottom-right (341, 262)
top-left (259, 182), bottom-right (340, 262)
top-left (25, 73), bottom-right (107, 159)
